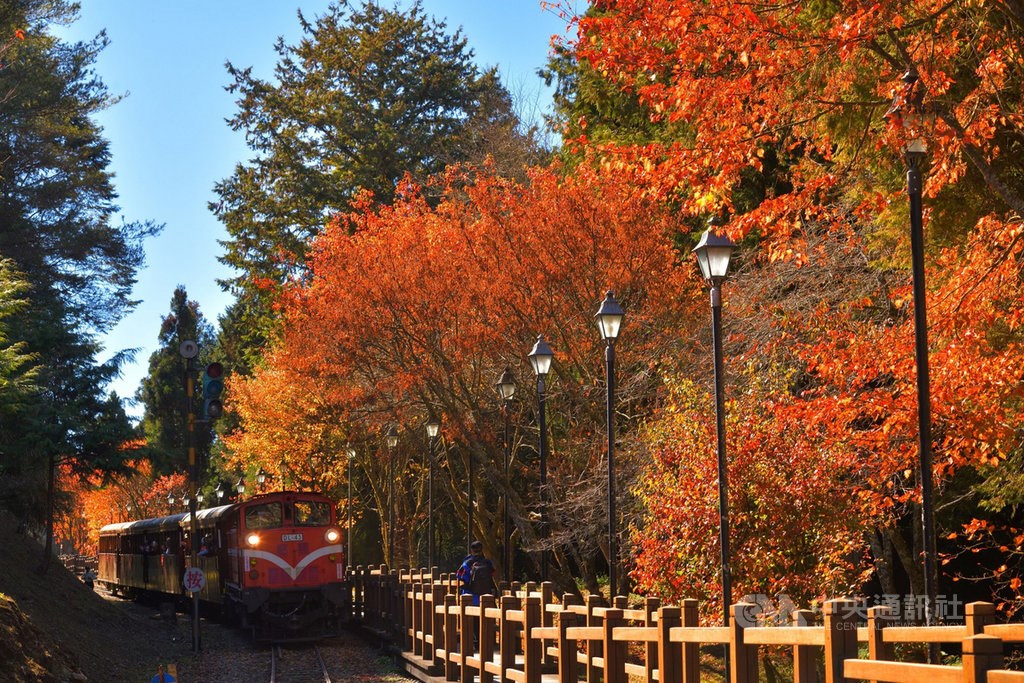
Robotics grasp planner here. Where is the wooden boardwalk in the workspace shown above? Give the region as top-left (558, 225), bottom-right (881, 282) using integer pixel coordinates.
top-left (344, 565), bottom-right (1024, 683)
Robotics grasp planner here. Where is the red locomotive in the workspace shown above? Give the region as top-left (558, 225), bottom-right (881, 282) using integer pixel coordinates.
top-left (97, 490), bottom-right (348, 642)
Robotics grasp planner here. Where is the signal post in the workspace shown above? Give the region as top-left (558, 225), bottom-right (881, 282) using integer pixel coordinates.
top-left (178, 342), bottom-right (225, 654)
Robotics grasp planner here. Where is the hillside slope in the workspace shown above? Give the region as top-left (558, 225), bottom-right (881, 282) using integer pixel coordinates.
top-left (0, 516), bottom-right (194, 682)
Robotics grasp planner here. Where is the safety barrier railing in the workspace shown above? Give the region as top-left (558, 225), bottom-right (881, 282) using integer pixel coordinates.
top-left (344, 565), bottom-right (1024, 683)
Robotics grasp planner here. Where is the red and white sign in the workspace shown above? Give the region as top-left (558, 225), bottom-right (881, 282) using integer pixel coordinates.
top-left (183, 567), bottom-right (206, 593)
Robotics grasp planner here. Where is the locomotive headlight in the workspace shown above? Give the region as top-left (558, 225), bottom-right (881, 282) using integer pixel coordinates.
top-left (324, 528), bottom-right (340, 544)
top-left (246, 533), bottom-right (261, 547)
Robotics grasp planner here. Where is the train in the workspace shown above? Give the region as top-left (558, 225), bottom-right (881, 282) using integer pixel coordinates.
top-left (97, 490), bottom-right (348, 642)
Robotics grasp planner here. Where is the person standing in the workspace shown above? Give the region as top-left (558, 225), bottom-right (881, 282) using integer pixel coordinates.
top-left (456, 540), bottom-right (497, 606)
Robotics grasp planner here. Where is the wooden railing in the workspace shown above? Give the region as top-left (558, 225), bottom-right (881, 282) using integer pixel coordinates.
top-left (343, 565), bottom-right (1024, 683)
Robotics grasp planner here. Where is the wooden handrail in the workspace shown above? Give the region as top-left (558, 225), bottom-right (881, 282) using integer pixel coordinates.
top-left (347, 568), bottom-right (1022, 683)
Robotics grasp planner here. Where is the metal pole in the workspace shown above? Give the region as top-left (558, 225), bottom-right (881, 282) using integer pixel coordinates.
top-left (428, 435), bottom-right (435, 569)
top-left (908, 150), bottom-right (937, 632)
top-left (605, 342), bottom-right (617, 598)
top-left (185, 357), bottom-right (201, 653)
top-left (466, 447), bottom-right (473, 554)
top-left (503, 401), bottom-right (511, 578)
top-left (711, 283), bottom-right (731, 670)
top-left (388, 456), bottom-right (394, 569)
top-left (537, 375), bottom-right (548, 582)
top-left (347, 458), bottom-right (353, 569)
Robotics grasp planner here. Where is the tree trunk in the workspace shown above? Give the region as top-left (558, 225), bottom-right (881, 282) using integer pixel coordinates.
top-left (868, 528), bottom-right (897, 595)
top-left (37, 454), bottom-right (56, 575)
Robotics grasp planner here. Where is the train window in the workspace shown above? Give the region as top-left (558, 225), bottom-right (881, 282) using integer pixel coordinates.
top-left (245, 502), bottom-right (282, 529)
top-left (293, 501), bottom-right (331, 526)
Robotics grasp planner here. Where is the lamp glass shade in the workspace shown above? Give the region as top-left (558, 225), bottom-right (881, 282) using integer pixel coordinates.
top-left (495, 367), bottom-right (516, 401)
top-left (426, 419), bottom-right (440, 439)
top-left (346, 446), bottom-right (356, 459)
top-left (594, 290), bottom-right (625, 341)
top-left (235, 478), bottom-right (245, 494)
top-left (906, 138), bottom-right (927, 155)
top-left (167, 493), bottom-right (174, 505)
top-left (528, 335), bottom-right (554, 377)
top-left (692, 229), bottom-right (736, 281)
top-left (196, 491), bottom-right (204, 504)
top-left (216, 485), bottom-right (225, 500)
top-left (386, 426), bottom-right (399, 449)
top-left (256, 467), bottom-right (267, 484)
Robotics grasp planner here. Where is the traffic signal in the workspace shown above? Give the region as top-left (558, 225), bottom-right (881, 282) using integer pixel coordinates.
top-left (202, 362), bottom-right (224, 419)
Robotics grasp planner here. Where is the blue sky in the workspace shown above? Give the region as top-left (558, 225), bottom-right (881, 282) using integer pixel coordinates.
top-left (56, 1), bottom-right (572, 418)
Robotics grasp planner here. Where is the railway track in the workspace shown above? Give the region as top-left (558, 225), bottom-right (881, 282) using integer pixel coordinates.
top-left (269, 644), bottom-right (332, 683)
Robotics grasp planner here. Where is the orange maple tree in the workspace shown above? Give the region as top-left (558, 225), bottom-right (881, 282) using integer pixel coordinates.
top-left (223, 162), bottom-right (702, 579)
top-left (561, 0), bottom-right (1024, 613)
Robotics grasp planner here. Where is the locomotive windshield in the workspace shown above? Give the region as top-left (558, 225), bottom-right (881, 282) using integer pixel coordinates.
top-left (293, 500), bottom-right (331, 526)
top-left (244, 499), bottom-right (332, 529)
top-left (245, 502), bottom-right (282, 529)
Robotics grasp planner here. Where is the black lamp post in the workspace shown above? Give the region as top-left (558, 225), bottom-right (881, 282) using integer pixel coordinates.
top-left (693, 223), bottom-right (737, 629)
top-left (528, 334), bottom-right (554, 582)
top-left (495, 367), bottom-right (517, 578)
top-left (903, 86), bottom-right (936, 632)
top-left (386, 425), bottom-right (399, 568)
top-left (426, 417), bottom-right (440, 568)
top-left (346, 445), bottom-right (356, 568)
top-left (595, 291), bottom-right (625, 598)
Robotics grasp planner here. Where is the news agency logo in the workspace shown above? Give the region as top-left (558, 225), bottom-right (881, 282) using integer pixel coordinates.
top-left (733, 593), bottom-right (965, 627)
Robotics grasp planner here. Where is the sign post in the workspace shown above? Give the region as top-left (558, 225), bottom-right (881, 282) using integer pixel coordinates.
top-left (179, 340), bottom-right (201, 653)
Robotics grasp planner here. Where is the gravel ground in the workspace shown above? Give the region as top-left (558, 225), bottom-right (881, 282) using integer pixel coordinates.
top-left (98, 590), bottom-right (411, 683)
top-left (179, 622), bottom-right (412, 683)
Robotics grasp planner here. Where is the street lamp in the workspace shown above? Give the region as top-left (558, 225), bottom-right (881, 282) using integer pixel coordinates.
top-left (256, 467), bottom-right (268, 490)
top-left (528, 334), bottom-right (554, 581)
top-left (693, 222), bottom-right (736, 630)
top-left (346, 445), bottom-right (356, 569)
top-left (426, 417), bottom-right (441, 567)
top-left (235, 477), bottom-right (245, 496)
top-left (901, 67), bottom-right (937, 633)
top-left (595, 290), bottom-right (625, 598)
top-left (196, 490), bottom-right (204, 507)
top-left (495, 367), bottom-right (516, 577)
top-left (167, 491), bottom-right (175, 508)
top-left (215, 482), bottom-right (225, 502)
top-left (386, 425), bottom-right (399, 568)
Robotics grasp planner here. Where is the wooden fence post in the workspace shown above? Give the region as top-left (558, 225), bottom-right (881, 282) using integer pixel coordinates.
top-left (479, 594), bottom-right (497, 683)
top-left (602, 607), bottom-right (627, 683)
top-left (645, 597), bottom-right (661, 683)
top-left (962, 634), bottom-right (1003, 683)
top-left (867, 604), bottom-right (895, 679)
top-left (412, 570), bottom-right (423, 656)
top-left (499, 594), bottom-right (520, 683)
top-left (459, 593), bottom-right (474, 683)
top-left (658, 605), bottom-right (682, 683)
top-left (523, 595), bottom-right (543, 683)
top-left (731, 602), bottom-right (759, 683)
top-left (680, 598), bottom-right (700, 683)
top-left (965, 602), bottom-right (995, 635)
top-left (557, 609), bottom-right (579, 682)
top-left (587, 593), bottom-right (607, 683)
top-left (541, 581), bottom-right (555, 666)
top-left (793, 609), bottom-right (818, 683)
top-left (444, 593), bottom-right (459, 682)
top-left (432, 583), bottom-right (446, 673)
top-left (823, 599), bottom-right (858, 683)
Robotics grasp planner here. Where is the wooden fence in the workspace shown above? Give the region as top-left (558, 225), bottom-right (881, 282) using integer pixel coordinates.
top-left (344, 565), bottom-right (1024, 683)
